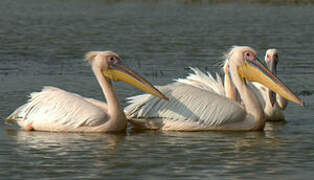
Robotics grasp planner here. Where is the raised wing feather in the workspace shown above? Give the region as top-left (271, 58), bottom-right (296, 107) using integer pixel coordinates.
top-left (6, 87), bottom-right (109, 129)
top-left (125, 82), bottom-right (246, 130)
top-left (176, 67), bottom-right (225, 95)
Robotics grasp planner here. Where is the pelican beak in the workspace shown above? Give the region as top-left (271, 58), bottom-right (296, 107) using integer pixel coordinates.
top-left (266, 57), bottom-right (278, 107)
top-left (102, 61), bottom-right (169, 101)
top-left (238, 57), bottom-right (304, 107)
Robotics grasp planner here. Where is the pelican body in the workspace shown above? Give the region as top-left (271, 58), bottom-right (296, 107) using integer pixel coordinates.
top-left (6, 51), bottom-right (168, 132)
top-left (125, 46), bottom-right (304, 131)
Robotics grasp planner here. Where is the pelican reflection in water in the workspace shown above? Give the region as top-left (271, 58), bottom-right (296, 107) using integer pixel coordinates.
top-left (125, 46), bottom-right (304, 131)
top-left (6, 51), bottom-right (168, 132)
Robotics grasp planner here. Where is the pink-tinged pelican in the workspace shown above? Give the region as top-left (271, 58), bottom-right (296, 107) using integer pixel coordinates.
top-left (125, 46), bottom-right (304, 131)
top-left (199, 49), bottom-right (288, 121)
top-left (6, 51), bottom-right (168, 132)
top-left (214, 49), bottom-right (288, 121)
top-left (251, 49), bottom-right (288, 121)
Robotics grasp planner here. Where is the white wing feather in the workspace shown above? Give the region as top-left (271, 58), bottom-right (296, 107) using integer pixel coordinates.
top-left (175, 67), bottom-right (225, 95)
top-left (125, 82), bottom-right (246, 130)
top-left (6, 87), bottom-right (109, 129)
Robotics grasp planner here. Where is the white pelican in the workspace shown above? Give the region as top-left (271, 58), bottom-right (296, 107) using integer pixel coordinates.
top-left (159, 49), bottom-right (287, 122)
top-left (125, 46), bottom-right (304, 131)
top-left (251, 49), bottom-right (288, 121)
top-left (213, 49), bottom-right (288, 121)
top-left (175, 49), bottom-right (288, 121)
top-left (6, 51), bottom-right (168, 132)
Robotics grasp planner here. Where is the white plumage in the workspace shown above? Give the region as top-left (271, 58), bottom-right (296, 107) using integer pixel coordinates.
top-left (126, 82), bottom-right (246, 131)
top-left (176, 67), bottom-right (225, 96)
top-left (7, 87), bottom-right (109, 131)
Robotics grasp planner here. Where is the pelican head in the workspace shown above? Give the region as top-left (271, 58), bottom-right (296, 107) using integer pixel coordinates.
top-left (265, 49), bottom-right (279, 75)
top-left (228, 46), bottom-right (304, 107)
top-left (85, 51), bottom-right (169, 101)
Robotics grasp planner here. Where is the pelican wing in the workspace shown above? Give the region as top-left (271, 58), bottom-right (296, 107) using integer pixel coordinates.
top-left (6, 87), bottom-right (109, 129)
top-left (176, 67), bottom-right (225, 95)
top-left (125, 82), bottom-right (246, 130)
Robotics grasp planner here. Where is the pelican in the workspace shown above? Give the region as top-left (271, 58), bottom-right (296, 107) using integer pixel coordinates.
top-left (125, 46), bottom-right (304, 131)
top-left (251, 49), bottom-right (288, 121)
top-left (6, 51), bottom-right (168, 132)
top-left (209, 49), bottom-right (288, 121)
top-left (176, 49), bottom-right (288, 121)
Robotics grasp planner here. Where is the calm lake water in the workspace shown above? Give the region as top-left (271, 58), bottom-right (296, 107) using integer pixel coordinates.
top-left (1, 0), bottom-right (314, 179)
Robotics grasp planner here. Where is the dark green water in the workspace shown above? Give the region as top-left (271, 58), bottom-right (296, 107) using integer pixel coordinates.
top-left (0, 0), bottom-right (314, 179)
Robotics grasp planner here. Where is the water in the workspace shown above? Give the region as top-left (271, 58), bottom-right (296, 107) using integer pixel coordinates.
top-left (1, 0), bottom-right (314, 179)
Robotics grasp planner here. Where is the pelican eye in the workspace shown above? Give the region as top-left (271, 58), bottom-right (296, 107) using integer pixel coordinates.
top-left (109, 56), bottom-right (117, 64)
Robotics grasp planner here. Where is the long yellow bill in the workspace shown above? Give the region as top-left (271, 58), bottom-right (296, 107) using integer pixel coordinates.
top-left (102, 62), bottom-right (169, 101)
top-left (238, 58), bottom-right (304, 107)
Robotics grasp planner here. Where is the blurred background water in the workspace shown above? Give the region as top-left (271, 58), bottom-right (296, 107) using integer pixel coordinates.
top-left (0, 0), bottom-right (314, 179)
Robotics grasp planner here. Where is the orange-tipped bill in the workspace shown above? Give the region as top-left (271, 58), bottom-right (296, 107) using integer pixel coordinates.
top-left (238, 57), bottom-right (304, 107)
top-left (102, 62), bottom-right (169, 101)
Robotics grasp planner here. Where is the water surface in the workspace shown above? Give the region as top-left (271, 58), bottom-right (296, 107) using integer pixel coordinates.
top-left (0, 0), bottom-right (314, 179)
